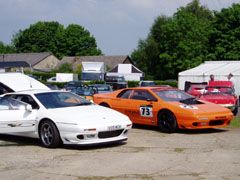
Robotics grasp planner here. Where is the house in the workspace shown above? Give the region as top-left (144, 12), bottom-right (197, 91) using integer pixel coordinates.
top-left (56, 55), bottom-right (133, 71)
top-left (0, 52), bottom-right (60, 72)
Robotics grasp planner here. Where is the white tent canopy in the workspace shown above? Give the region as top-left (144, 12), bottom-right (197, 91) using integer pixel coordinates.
top-left (106, 64), bottom-right (144, 81)
top-left (178, 61), bottom-right (240, 96)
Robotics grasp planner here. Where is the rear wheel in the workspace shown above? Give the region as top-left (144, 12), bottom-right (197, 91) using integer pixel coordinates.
top-left (100, 103), bottom-right (110, 108)
top-left (158, 110), bottom-right (177, 133)
top-left (39, 120), bottom-right (62, 148)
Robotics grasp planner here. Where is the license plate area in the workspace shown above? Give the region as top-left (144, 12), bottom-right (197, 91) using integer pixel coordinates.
top-left (108, 125), bottom-right (121, 130)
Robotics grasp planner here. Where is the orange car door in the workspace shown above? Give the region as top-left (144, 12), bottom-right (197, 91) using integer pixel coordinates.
top-left (128, 90), bottom-right (158, 125)
top-left (110, 89), bottom-right (133, 115)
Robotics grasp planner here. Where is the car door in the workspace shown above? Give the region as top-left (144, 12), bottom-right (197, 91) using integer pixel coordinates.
top-left (110, 89), bottom-right (133, 115)
top-left (128, 90), bottom-right (158, 125)
top-left (0, 97), bottom-right (37, 133)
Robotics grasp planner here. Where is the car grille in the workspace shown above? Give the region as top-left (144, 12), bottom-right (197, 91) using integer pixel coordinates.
top-left (209, 120), bottom-right (225, 126)
top-left (98, 129), bottom-right (124, 139)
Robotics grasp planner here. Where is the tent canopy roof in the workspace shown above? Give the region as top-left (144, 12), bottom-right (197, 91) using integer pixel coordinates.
top-left (179, 61), bottom-right (240, 76)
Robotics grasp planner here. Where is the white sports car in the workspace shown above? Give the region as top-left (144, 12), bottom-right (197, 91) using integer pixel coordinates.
top-left (0, 73), bottom-right (132, 148)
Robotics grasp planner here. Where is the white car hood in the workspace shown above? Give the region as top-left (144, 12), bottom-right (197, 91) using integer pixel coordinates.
top-left (47, 104), bottom-right (130, 125)
top-left (0, 72), bottom-right (49, 91)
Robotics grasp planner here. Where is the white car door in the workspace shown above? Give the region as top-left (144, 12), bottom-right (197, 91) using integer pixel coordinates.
top-left (0, 97), bottom-right (36, 133)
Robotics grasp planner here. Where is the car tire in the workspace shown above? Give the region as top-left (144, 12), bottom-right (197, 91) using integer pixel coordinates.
top-left (100, 103), bottom-right (110, 108)
top-left (39, 120), bottom-right (62, 148)
top-left (158, 110), bottom-right (177, 133)
top-left (233, 104), bottom-right (238, 116)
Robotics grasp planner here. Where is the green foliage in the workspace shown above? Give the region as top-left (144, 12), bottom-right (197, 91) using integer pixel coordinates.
top-left (208, 3), bottom-right (240, 60)
top-left (53, 63), bottom-right (73, 73)
top-left (127, 81), bottom-right (140, 88)
top-left (0, 41), bottom-right (15, 53)
top-left (132, 0), bottom-right (213, 80)
top-left (228, 117), bottom-right (240, 128)
top-left (24, 71), bottom-right (55, 81)
top-left (12, 21), bottom-right (102, 59)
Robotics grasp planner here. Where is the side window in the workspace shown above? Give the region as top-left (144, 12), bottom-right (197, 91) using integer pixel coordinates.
top-left (117, 90), bottom-right (132, 99)
top-left (130, 90), bottom-right (156, 101)
top-left (14, 95), bottom-right (40, 109)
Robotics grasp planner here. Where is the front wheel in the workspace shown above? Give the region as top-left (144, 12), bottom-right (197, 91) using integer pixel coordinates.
top-left (158, 110), bottom-right (177, 133)
top-left (39, 120), bottom-right (62, 148)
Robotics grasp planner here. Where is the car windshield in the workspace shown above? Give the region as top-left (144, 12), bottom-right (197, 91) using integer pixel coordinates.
top-left (153, 89), bottom-right (194, 102)
top-left (72, 87), bottom-right (93, 96)
top-left (96, 85), bottom-right (111, 91)
top-left (67, 81), bottom-right (83, 87)
top-left (35, 91), bottom-right (92, 109)
top-left (141, 81), bottom-right (155, 86)
top-left (203, 86), bottom-right (233, 95)
top-left (106, 76), bottom-right (125, 82)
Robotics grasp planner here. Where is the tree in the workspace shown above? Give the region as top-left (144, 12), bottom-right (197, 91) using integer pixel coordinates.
top-left (55, 24), bottom-right (102, 58)
top-left (12, 21), bottom-right (102, 59)
top-left (0, 41), bottom-right (15, 53)
top-left (53, 63), bottom-right (73, 73)
top-left (131, 0), bottom-right (213, 80)
top-left (208, 3), bottom-right (240, 60)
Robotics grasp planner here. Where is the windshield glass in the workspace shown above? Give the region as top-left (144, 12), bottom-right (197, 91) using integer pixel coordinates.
top-left (96, 85), bottom-right (112, 91)
top-left (72, 87), bottom-right (93, 96)
top-left (203, 86), bottom-right (233, 95)
top-left (35, 92), bottom-right (91, 109)
top-left (153, 89), bottom-right (193, 102)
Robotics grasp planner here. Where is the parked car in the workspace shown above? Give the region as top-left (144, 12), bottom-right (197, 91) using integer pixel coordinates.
top-left (46, 76), bottom-right (56, 82)
top-left (105, 75), bottom-right (127, 90)
top-left (63, 81), bottom-right (84, 91)
top-left (70, 87), bottom-right (95, 101)
top-left (198, 81), bottom-right (238, 115)
top-left (45, 84), bottom-right (59, 90)
top-left (88, 84), bottom-right (113, 94)
top-left (139, 81), bottom-right (155, 87)
top-left (0, 73), bottom-right (132, 148)
top-left (93, 86), bottom-right (233, 133)
top-left (184, 81), bottom-right (208, 97)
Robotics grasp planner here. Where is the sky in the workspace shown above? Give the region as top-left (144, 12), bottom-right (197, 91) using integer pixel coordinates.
top-left (0, 0), bottom-right (239, 56)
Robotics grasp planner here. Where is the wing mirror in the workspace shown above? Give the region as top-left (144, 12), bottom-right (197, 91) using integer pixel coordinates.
top-left (147, 98), bottom-right (157, 102)
top-left (26, 104), bottom-right (33, 112)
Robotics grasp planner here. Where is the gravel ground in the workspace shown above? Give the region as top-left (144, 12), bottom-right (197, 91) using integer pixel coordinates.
top-left (0, 124), bottom-right (240, 180)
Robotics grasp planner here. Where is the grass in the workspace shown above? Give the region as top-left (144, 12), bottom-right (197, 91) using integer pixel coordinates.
top-left (228, 117), bottom-right (240, 128)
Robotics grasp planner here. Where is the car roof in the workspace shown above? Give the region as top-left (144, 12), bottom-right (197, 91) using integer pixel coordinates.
top-left (0, 72), bottom-right (49, 92)
top-left (4, 89), bottom-right (64, 95)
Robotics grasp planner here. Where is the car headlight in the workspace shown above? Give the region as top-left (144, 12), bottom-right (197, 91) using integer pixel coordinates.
top-left (179, 104), bottom-right (198, 110)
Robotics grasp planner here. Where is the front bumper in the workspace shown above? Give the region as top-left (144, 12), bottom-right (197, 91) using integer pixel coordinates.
top-left (177, 113), bottom-right (233, 130)
top-left (59, 124), bottom-right (132, 145)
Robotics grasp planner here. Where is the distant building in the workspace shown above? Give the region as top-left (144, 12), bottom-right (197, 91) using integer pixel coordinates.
top-left (56, 55), bottom-right (133, 71)
top-left (0, 52), bottom-right (60, 72)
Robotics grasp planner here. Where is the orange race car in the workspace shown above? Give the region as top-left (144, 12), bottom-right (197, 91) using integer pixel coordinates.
top-left (93, 86), bottom-right (233, 133)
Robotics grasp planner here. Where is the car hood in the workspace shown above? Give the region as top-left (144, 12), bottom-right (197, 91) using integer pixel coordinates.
top-left (47, 104), bottom-right (130, 125)
top-left (0, 73), bottom-right (49, 92)
top-left (199, 94), bottom-right (236, 104)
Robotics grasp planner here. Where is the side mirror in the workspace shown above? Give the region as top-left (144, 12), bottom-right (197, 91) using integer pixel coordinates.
top-left (147, 98), bottom-right (157, 102)
top-left (26, 104), bottom-right (33, 112)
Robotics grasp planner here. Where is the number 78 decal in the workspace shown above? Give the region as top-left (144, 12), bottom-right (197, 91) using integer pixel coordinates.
top-left (140, 105), bottom-right (153, 117)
